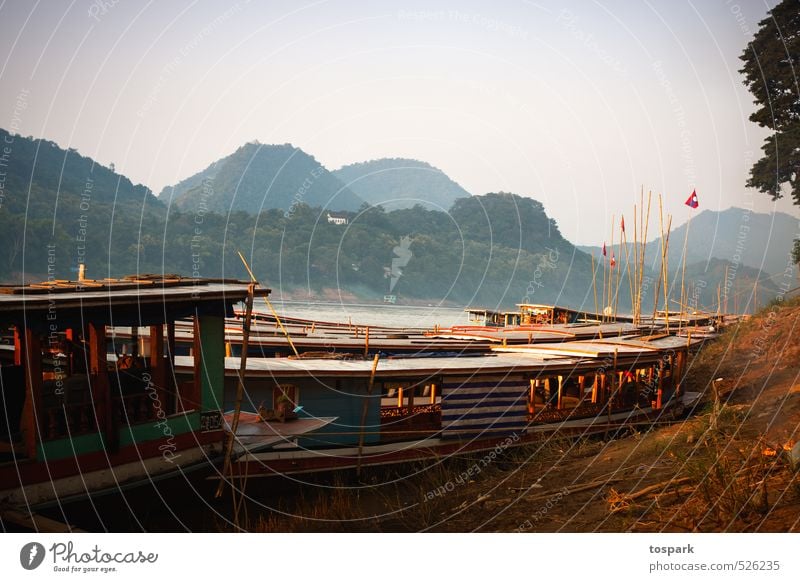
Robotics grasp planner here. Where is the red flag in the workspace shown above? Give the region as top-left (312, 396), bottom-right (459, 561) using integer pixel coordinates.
top-left (602, 242), bottom-right (607, 257)
top-left (621, 216), bottom-right (625, 233)
top-left (610, 252), bottom-right (616, 268)
top-left (685, 189), bottom-right (699, 208)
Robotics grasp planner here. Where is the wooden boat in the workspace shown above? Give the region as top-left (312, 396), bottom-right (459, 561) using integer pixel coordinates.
top-left (464, 307), bottom-right (517, 327)
top-left (465, 304), bottom-right (604, 327)
top-left (107, 319), bottom-right (495, 359)
top-left (0, 276), bottom-right (288, 509)
top-left (192, 334), bottom-right (702, 480)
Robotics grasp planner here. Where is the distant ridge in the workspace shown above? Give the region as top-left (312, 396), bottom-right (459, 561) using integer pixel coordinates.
top-left (159, 142), bottom-right (364, 214)
top-left (579, 207), bottom-right (800, 276)
top-left (333, 158), bottom-right (471, 211)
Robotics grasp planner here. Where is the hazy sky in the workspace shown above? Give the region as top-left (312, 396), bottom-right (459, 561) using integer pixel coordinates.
top-left (1, 0), bottom-right (796, 244)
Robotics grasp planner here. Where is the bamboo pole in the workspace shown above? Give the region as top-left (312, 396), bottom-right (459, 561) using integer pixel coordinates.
top-left (215, 282), bottom-right (255, 499)
top-left (605, 347), bottom-right (618, 439)
top-left (356, 354), bottom-right (381, 478)
top-left (661, 216), bottom-right (672, 330)
top-left (622, 215), bottom-right (635, 323)
top-left (639, 191), bottom-right (652, 323)
top-left (652, 197), bottom-right (665, 324)
top-left (633, 203), bottom-right (639, 324)
top-left (723, 264), bottom-right (729, 314)
top-left (754, 279), bottom-right (758, 313)
top-left (591, 253), bottom-right (599, 321)
top-left (603, 214), bottom-right (616, 321)
top-left (237, 251), bottom-right (299, 357)
top-left (601, 242), bottom-right (607, 323)
top-left (614, 220), bottom-right (623, 320)
top-left (678, 207), bottom-right (692, 331)
top-left (653, 195), bottom-right (671, 331)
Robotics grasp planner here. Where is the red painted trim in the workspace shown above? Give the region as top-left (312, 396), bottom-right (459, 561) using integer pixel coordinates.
top-left (235, 408), bottom-right (675, 477)
top-left (1, 428), bottom-right (224, 489)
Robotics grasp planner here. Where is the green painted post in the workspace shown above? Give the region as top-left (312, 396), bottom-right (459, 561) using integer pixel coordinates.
top-left (197, 315), bottom-right (225, 411)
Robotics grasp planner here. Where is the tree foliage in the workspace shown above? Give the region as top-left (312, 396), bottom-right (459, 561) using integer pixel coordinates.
top-left (739, 0), bottom-right (800, 204)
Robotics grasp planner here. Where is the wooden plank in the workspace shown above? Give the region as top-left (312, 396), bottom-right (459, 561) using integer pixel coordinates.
top-left (89, 323), bottom-right (116, 452)
top-left (21, 328), bottom-right (42, 459)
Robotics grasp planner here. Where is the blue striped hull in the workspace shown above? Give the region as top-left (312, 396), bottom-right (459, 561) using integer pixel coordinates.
top-left (441, 374), bottom-right (529, 439)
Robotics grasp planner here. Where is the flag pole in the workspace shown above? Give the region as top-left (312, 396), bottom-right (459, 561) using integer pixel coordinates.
top-left (652, 194), bottom-right (666, 326)
top-left (723, 263), bottom-right (729, 314)
top-left (622, 215), bottom-right (634, 323)
top-left (591, 253), bottom-right (599, 322)
top-left (601, 242), bottom-right (607, 322)
top-left (614, 234), bottom-right (622, 321)
top-left (632, 203), bottom-right (639, 324)
top-left (608, 214), bottom-right (615, 321)
top-left (638, 190), bottom-right (651, 327)
top-left (679, 203), bottom-right (693, 331)
top-left (678, 188), bottom-right (698, 330)
top-left (656, 209), bottom-right (673, 332)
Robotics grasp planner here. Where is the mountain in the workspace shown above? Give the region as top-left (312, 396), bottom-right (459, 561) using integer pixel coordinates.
top-left (0, 128), bottom-right (162, 281)
top-left (579, 207), bottom-right (799, 276)
top-left (159, 142), bottom-right (364, 214)
top-left (657, 208), bottom-right (798, 276)
top-left (672, 257), bottom-right (779, 315)
top-left (579, 207), bottom-right (798, 311)
top-left (333, 158), bottom-right (471, 211)
top-left (3, 126), bottom-right (785, 312)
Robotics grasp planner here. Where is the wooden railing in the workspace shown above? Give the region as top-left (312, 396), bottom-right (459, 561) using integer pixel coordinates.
top-left (530, 402), bottom-right (608, 424)
top-left (39, 369), bottom-right (163, 441)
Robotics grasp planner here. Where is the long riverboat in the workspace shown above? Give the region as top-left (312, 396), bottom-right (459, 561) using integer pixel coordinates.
top-left (191, 333), bottom-right (701, 480)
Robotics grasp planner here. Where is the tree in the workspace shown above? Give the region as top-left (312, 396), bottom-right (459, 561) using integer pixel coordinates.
top-left (739, 0), bottom-right (800, 204)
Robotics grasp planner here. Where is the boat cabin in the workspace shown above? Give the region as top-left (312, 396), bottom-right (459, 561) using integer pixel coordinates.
top-left (0, 276), bottom-right (267, 507)
top-left (517, 304), bottom-right (589, 325)
top-left (464, 308), bottom-right (522, 327)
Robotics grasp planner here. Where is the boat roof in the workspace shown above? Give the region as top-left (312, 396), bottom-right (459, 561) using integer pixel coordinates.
top-left (435, 322), bottom-right (641, 343)
top-left (207, 353), bottom-right (583, 378)
top-left (172, 332), bottom-right (691, 378)
top-left (493, 335), bottom-right (703, 358)
top-left (464, 307), bottom-right (519, 315)
top-left (0, 276), bottom-right (269, 329)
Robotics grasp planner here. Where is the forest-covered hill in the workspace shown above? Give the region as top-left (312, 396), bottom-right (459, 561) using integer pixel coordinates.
top-left (333, 158), bottom-right (471, 211)
top-left (159, 142), bottom-right (364, 214)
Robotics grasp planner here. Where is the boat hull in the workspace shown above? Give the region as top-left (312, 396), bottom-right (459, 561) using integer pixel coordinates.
top-left (221, 395), bottom-right (696, 479)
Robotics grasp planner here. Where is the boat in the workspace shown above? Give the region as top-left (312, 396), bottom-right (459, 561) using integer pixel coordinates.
top-left (0, 276), bottom-right (291, 509)
top-left (0, 276), bottom-right (707, 509)
top-left (106, 318), bottom-right (495, 359)
top-left (193, 333), bottom-right (702, 480)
